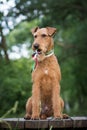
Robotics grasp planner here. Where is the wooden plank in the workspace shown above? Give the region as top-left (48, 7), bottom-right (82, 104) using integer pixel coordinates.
top-left (25, 119), bottom-right (48, 129)
top-left (49, 117), bottom-right (87, 128)
top-left (49, 118), bottom-right (73, 128)
top-left (0, 117), bottom-right (87, 129)
top-left (71, 117), bottom-right (87, 128)
top-left (0, 118), bottom-right (24, 129)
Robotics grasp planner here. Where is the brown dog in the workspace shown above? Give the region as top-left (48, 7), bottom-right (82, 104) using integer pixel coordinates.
top-left (24, 27), bottom-right (67, 119)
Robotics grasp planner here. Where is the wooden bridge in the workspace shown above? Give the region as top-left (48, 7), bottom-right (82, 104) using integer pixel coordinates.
top-left (0, 117), bottom-right (87, 129)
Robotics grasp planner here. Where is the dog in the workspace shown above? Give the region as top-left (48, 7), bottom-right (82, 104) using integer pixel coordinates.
top-left (24, 27), bottom-right (68, 119)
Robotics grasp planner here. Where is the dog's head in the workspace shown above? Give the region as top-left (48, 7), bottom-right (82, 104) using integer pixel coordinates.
top-left (31, 27), bottom-right (56, 61)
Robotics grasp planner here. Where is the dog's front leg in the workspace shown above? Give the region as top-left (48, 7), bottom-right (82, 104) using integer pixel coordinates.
top-left (32, 82), bottom-right (40, 119)
top-left (52, 80), bottom-right (62, 119)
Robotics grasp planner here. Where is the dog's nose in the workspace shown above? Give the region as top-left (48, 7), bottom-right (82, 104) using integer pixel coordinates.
top-left (34, 43), bottom-right (39, 49)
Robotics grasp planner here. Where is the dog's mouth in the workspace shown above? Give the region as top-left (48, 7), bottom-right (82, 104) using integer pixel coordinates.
top-left (32, 49), bottom-right (42, 58)
top-left (37, 49), bottom-right (42, 54)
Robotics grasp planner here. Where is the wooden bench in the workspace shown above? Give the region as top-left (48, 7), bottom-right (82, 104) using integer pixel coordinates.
top-left (0, 117), bottom-right (87, 129)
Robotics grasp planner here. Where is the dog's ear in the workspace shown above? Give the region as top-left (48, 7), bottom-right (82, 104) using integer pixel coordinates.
top-left (46, 27), bottom-right (57, 36)
top-left (31, 27), bottom-right (39, 35)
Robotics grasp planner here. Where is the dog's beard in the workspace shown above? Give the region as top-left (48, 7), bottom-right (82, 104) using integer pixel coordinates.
top-left (36, 52), bottom-right (46, 62)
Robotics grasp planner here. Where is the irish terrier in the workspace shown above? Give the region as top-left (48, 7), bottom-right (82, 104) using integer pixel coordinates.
top-left (24, 27), bottom-right (67, 120)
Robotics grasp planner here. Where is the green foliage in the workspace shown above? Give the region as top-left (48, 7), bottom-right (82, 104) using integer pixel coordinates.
top-left (1, 101), bottom-right (18, 118)
top-left (0, 59), bottom-right (32, 117)
top-left (7, 20), bottom-right (40, 48)
top-left (55, 19), bottom-right (87, 116)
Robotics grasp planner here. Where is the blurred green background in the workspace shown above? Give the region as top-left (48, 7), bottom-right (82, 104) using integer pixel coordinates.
top-left (0, 0), bottom-right (87, 118)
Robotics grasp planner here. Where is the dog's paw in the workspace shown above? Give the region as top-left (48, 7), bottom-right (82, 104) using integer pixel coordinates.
top-left (63, 114), bottom-right (69, 119)
top-left (24, 114), bottom-right (31, 120)
top-left (40, 114), bottom-right (47, 119)
top-left (31, 114), bottom-right (40, 120)
top-left (54, 114), bottom-right (63, 119)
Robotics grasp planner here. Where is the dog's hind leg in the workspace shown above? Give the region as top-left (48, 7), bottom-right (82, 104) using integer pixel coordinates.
top-left (60, 97), bottom-right (69, 119)
top-left (24, 97), bottom-right (32, 119)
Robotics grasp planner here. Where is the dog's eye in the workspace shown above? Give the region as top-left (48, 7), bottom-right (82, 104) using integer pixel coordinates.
top-left (41, 34), bottom-right (47, 37)
top-left (34, 35), bottom-right (37, 38)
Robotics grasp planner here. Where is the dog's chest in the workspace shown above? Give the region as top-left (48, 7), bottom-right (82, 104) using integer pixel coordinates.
top-left (40, 75), bottom-right (52, 96)
top-left (41, 68), bottom-right (52, 91)
top-left (44, 69), bottom-right (48, 75)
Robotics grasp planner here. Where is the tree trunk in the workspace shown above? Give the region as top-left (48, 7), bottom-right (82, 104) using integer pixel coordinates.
top-left (0, 27), bottom-right (9, 61)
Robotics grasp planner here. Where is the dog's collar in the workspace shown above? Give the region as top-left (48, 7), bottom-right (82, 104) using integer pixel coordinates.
top-left (45, 49), bottom-right (54, 58)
